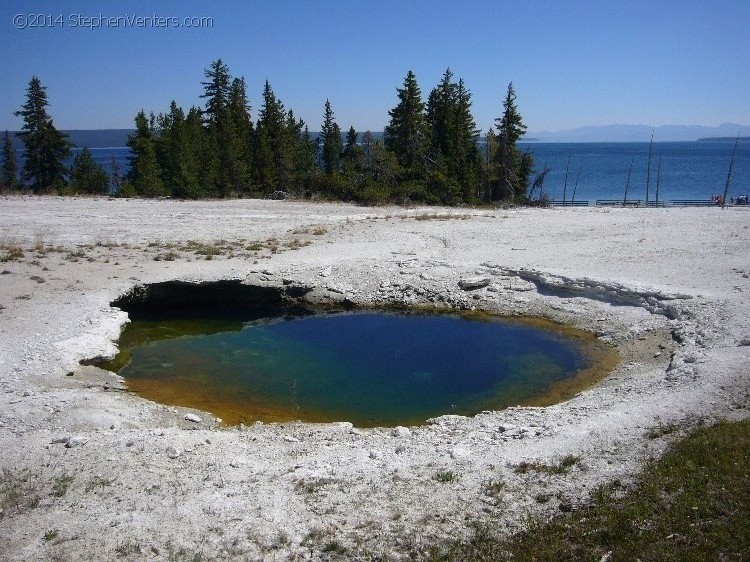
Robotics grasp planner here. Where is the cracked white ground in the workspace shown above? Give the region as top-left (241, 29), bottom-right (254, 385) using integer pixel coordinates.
top-left (0, 197), bottom-right (748, 560)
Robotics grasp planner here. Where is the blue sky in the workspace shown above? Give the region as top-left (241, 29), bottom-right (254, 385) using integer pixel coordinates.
top-left (1, 0), bottom-right (748, 133)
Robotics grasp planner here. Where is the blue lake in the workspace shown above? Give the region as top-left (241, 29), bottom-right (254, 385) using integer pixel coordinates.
top-left (518, 141), bottom-right (749, 202)
top-left (17, 142), bottom-right (749, 203)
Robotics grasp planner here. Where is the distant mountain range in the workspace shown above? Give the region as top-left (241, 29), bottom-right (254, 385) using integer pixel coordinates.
top-left (524, 122), bottom-right (747, 143)
top-left (7, 129), bottom-right (133, 150)
top-left (5, 123), bottom-right (747, 149)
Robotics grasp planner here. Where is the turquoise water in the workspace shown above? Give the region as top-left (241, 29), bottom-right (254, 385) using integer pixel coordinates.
top-left (116, 311), bottom-right (595, 427)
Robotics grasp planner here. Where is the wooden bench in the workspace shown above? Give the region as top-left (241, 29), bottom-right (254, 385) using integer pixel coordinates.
top-left (646, 201), bottom-right (667, 208)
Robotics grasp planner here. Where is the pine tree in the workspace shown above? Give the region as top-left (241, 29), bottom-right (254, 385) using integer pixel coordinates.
top-left (14, 76), bottom-right (71, 193)
top-left (426, 68), bottom-right (457, 170)
top-left (483, 128), bottom-right (497, 203)
top-left (200, 59), bottom-right (231, 126)
top-left (227, 77), bottom-right (254, 194)
top-left (200, 60), bottom-right (233, 196)
top-left (493, 82), bottom-right (531, 202)
top-left (344, 126), bottom-right (358, 160)
top-left (292, 124), bottom-right (318, 194)
top-left (156, 102), bottom-right (200, 198)
top-left (362, 130), bottom-right (374, 170)
top-left (384, 70), bottom-right (426, 176)
top-left (69, 147), bottom-right (109, 194)
top-left (126, 110), bottom-right (165, 197)
top-left (320, 99), bottom-right (343, 175)
top-left (1, 130), bottom-right (18, 192)
top-left (255, 81), bottom-right (293, 193)
top-left (110, 155), bottom-right (123, 194)
top-left (423, 70), bottom-right (482, 203)
top-left (454, 78), bottom-right (482, 201)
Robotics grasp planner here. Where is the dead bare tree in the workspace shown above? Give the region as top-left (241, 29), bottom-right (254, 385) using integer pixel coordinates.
top-left (562, 151), bottom-right (571, 203)
top-left (623, 155), bottom-right (635, 206)
top-left (646, 127), bottom-right (655, 205)
top-left (721, 131), bottom-right (742, 209)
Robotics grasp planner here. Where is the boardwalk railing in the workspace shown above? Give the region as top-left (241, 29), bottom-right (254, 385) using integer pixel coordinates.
top-left (547, 199), bottom-right (733, 208)
top-left (548, 200), bottom-right (589, 207)
top-left (596, 199), bottom-right (642, 207)
top-left (671, 199), bottom-right (713, 207)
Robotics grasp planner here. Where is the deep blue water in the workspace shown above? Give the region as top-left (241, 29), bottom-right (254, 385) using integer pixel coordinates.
top-left (73, 147), bottom-right (131, 177)
top-left (15, 142), bottom-right (749, 203)
top-left (117, 312), bottom-right (594, 427)
top-left (519, 141), bottom-right (749, 202)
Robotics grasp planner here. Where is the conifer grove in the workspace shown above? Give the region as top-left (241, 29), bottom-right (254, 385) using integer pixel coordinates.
top-left (4, 62), bottom-right (536, 205)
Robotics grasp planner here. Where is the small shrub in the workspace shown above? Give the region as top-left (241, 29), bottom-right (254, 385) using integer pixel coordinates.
top-left (647, 421), bottom-right (679, 439)
top-left (115, 539), bottom-right (142, 557)
top-left (515, 455), bottom-right (580, 475)
top-left (52, 473), bottom-right (74, 497)
top-left (154, 251), bottom-right (179, 262)
top-left (0, 245), bottom-right (24, 262)
top-left (483, 478), bottom-right (505, 498)
top-left (64, 249), bottom-right (86, 261)
top-left (435, 470), bottom-right (457, 483)
top-left (86, 475), bottom-right (113, 492)
top-left (1, 467), bottom-right (42, 514)
top-left (322, 540), bottom-right (347, 554)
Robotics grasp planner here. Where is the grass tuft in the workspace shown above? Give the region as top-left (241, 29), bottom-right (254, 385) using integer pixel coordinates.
top-left (435, 470), bottom-right (458, 483)
top-left (514, 454), bottom-right (581, 475)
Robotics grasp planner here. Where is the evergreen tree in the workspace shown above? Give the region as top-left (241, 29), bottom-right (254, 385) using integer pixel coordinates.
top-left (492, 82), bottom-right (531, 202)
top-left (426, 68), bottom-right (457, 170)
top-left (125, 110), bottom-right (165, 197)
top-left (1, 130), bottom-right (18, 192)
top-left (200, 59), bottom-right (231, 126)
top-left (227, 77), bottom-right (254, 194)
top-left (200, 60), bottom-right (233, 196)
top-left (343, 126), bottom-right (360, 163)
top-left (482, 128), bottom-right (497, 203)
top-left (292, 124), bottom-right (318, 195)
top-left (255, 81), bottom-right (293, 193)
top-left (320, 99), bottom-right (343, 175)
top-left (362, 130), bottom-right (374, 170)
top-left (184, 106), bottom-right (208, 198)
top-left (69, 147), bottom-right (109, 194)
top-left (156, 102), bottom-right (200, 198)
top-left (454, 79), bottom-right (482, 201)
top-left (384, 70), bottom-right (426, 176)
top-left (425, 70), bottom-right (481, 203)
top-left (14, 76), bottom-right (71, 193)
top-left (110, 155), bottom-right (123, 194)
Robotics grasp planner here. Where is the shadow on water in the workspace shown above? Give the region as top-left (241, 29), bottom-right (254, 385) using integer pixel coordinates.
top-left (87, 281), bottom-right (619, 427)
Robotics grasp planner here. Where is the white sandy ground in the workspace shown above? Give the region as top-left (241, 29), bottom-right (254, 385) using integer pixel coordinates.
top-left (0, 196), bottom-right (748, 560)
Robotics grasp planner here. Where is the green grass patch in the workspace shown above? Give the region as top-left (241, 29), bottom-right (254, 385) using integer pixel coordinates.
top-left (514, 454), bottom-right (581, 475)
top-left (430, 419), bottom-right (750, 561)
top-left (435, 470), bottom-right (458, 483)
